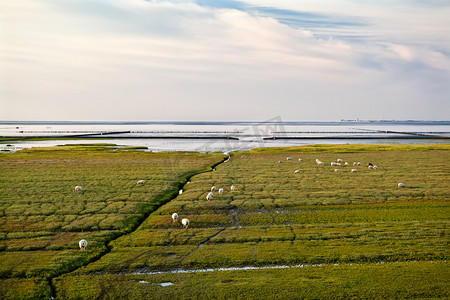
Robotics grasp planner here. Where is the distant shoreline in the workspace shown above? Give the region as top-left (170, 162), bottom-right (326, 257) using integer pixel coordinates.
top-left (1, 120), bottom-right (448, 152)
top-left (1, 120), bottom-right (449, 126)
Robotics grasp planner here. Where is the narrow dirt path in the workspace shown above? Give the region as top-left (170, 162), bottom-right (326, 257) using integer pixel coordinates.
top-left (180, 227), bottom-right (227, 263)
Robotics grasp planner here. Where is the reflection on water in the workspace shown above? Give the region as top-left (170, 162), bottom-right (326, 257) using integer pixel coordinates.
top-left (3, 138), bottom-right (448, 153)
top-left (1, 121), bottom-right (448, 152)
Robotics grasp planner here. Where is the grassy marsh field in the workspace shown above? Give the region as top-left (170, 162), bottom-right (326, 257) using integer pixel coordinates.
top-left (0, 144), bottom-right (449, 299)
top-left (0, 145), bottom-right (224, 298)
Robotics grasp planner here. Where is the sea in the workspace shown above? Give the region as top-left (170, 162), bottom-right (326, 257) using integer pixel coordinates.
top-left (1, 120), bottom-right (449, 153)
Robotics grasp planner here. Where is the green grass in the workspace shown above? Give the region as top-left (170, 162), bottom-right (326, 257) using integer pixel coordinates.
top-left (0, 278), bottom-right (52, 299)
top-left (0, 144), bottom-right (225, 297)
top-left (53, 261), bottom-right (449, 299)
top-left (156, 147), bottom-right (449, 214)
top-left (1, 144), bottom-right (449, 298)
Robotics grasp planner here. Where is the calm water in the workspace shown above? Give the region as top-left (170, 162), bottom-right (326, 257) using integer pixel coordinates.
top-left (1, 120), bottom-right (449, 152)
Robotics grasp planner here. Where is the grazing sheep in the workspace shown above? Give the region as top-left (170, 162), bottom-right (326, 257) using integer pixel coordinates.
top-left (357, 162), bottom-right (361, 166)
top-left (218, 188), bottom-right (224, 194)
top-left (278, 160), bottom-right (283, 163)
top-left (172, 213), bottom-right (179, 222)
top-left (74, 186), bottom-right (82, 192)
top-left (294, 170), bottom-right (300, 174)
top-left (368, 165), bottom-right (374, 169)
top-left (398, 183), bottom-right (405, 188)
top-left (334, 169), bottom-right (341, 172)
top-left (351, 169), bottom-right (358, 173)
top-left (298, 158), bottom-right (303, 162)
top-left (206, 192), bottom-right (213, 201)
top-left (315, 159), bottom-right (324, 166)
top-left (353, 162), bottom-right (357, 166)
top-left (179, 189), bottom-right (183, 195)
top-left (230, 185), bottom-right (236, 191)
top-left (79, 239), bottom-right (88, 251)
top-left (287, 157), bottom-right (292, 160)
top-left (137, 180), bottom-right (145, 185)
top-left (331, 162), bottom-right (339, 166)
top-left (373, 165), bottom-right (378, 169)
top-left (211, 186), bottom-right (216, 192)
top-left (182, 218), bottom-right (190, 228)
top-left (344, 162), bottom-right (349, 166)
top-left (337, 159), bottom-right (344, 163)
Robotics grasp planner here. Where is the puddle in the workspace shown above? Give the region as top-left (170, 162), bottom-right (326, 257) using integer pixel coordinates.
top-left (160, 282), bottom-right (174, 287)
top-left (138, 280), bottom-right (174, 286)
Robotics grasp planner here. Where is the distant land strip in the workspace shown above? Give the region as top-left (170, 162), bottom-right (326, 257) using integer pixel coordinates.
top-left (264, 136), bottom-right (449, 140)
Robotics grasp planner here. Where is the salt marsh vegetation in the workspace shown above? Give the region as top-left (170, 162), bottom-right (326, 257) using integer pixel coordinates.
top-left (1, 144), bottom-right (449, 299)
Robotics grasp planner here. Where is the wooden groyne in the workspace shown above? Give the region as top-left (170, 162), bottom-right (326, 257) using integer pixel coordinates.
top-left (62, 131), bottom-right (132, 138)
top-left (353, 128), bottom-right (450, 139)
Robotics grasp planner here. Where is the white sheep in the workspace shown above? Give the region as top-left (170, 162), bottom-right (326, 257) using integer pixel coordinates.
top-left (179, 189), bottom-right (183, 195)
top-left (172, 213), bottom-right (179, 222)
top-left (181, 218), bottom-right (190, 228)
top-left (357, 162), bottom-right (361, 166)
top-left (353, 162), bottom-right (357, 166)
top-left (331, 162), bottom-right (339, 166)
top-left (351, 169), bottom-right (358, 173)
top-left (315, 159), bottom-right (324, 166)
top-left (278, 160), bottom-right (283, 163)
top-left (211, 186), bottom-right (216, 192)
top-left (344, 162), bottom-right (349, 166)
top-left (368, 165), bottom-right (374, 169)
top-left (79, 239), bottom-right (88, 251)
top-left (373, 165), bottom-right (378, 169)
top-left (398, 183), bottom-right (405, 188)
top-left (230, 185), bottom-right (236, 191)
top-left (218, 188), bottom-right (224, 194)
top-left (74, 186), bottom-right (82, 192)
top-left (294, 170), bottom-right (300, 174)
top-left (137, 180), bottom-right (145, 185)
top-left (337, 159), bottom-right (344, 162)
top-left (287, 157), bottom-right (292, 160)
top-left (206, 192), bottom-right (213, 200)
top-left (334, 169), bottom-right (341, 172)
top-left (298, 158), bottom-right (303, 162)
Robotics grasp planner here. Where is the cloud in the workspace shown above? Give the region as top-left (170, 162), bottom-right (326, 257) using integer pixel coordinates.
top-left (0, 0), bottom-right (449, 121)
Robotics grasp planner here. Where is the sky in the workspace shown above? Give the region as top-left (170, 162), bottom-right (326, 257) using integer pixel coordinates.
top-left (1, 0), bottom-right (449, 121)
